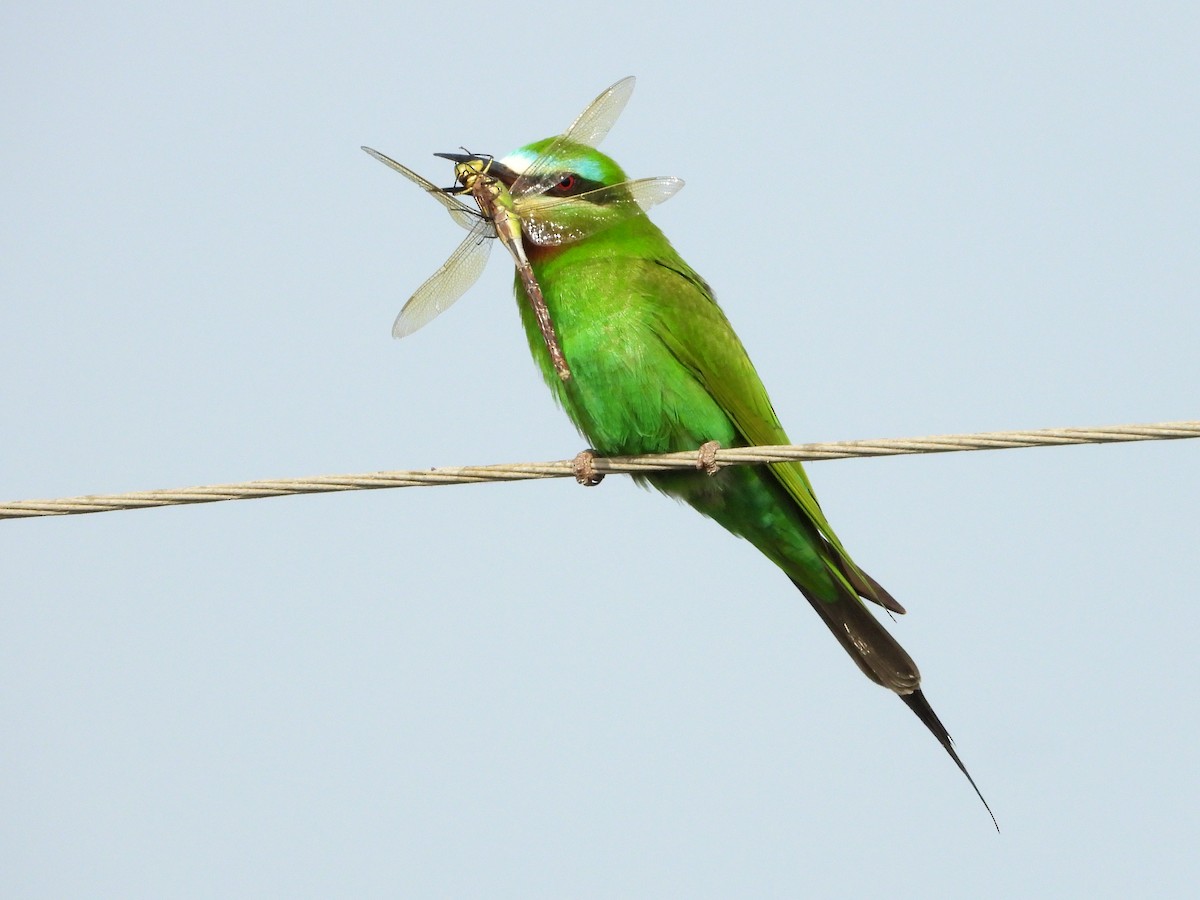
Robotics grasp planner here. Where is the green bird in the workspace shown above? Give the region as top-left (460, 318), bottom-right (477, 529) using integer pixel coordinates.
top-left (366, 77), bottom-right (993, 824)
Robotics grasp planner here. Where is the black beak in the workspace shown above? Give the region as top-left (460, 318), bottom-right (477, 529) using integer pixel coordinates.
top-left (433, 151), bottom-right (479, 163)
top-left (433, 151), bottom-right (521, 187)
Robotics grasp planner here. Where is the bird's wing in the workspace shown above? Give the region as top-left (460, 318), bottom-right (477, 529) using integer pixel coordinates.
top-left (648, 260), bottom-right (901, 612)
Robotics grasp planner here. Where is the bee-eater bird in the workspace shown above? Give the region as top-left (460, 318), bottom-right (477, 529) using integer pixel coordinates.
top-left (366, 78), bottom-right (993, 824)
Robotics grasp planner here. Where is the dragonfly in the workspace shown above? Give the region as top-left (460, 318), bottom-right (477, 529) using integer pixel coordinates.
top-left (362, 76), bottom-right (684, 381)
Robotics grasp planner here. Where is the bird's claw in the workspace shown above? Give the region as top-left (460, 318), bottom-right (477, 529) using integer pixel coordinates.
top-left (572, 449), bottom-right (605, 486)
top-left (696, 440), bottom-right (721, 476)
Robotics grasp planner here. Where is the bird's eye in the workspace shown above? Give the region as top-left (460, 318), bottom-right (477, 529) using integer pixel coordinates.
top-left (554, 174), bottom-right (576, 193)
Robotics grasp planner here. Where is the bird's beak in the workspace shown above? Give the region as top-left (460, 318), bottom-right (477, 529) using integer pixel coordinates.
top-left (433, 151), bottom-right (520, 187)
top-left (433, 151), bottom-right (479, 164)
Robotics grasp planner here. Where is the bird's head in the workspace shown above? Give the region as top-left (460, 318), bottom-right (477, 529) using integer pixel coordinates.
top-left (436, 140), bottom-right (627, 191)
top-left (436, 140), bottom-right (655, 250)
top-left (497, 138), bottom-right (629, 193)
top-left (510, 140), bottom-right (640, 246)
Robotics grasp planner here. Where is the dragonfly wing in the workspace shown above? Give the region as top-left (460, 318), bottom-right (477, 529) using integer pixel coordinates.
top-left (392, 219), bottom-right (493, 338)
top-left (521, 176), bottom-right (685, 246)
top-left (362, 146), bottom-right (479, 231)
top-left (511, 77), bottom-right (636, 199)
top-left (581, 175), bottom-right (684, 213)
top-left (555, 76), bottom-right (635, 151)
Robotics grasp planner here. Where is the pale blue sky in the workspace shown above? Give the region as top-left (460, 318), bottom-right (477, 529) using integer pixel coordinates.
top-left (2, 3), bottom-right (1198, 897)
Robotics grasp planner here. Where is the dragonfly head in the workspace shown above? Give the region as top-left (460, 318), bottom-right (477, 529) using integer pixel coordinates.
top-left (433, 151), bottom-right (520, 193)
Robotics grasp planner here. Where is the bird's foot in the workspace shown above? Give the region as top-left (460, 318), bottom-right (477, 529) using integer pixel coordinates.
top-left (696, 440), bottom-right (722, 476)
top-left (572, 449), bottom-right (605, 486)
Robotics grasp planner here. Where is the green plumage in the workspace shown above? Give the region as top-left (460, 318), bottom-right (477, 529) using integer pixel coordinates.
top-left (508, 141), bottom-right (992, 821)
top-left (517, 147), bottom-right (888, 637)
top-left (365, 78), bottom-right (993, 821)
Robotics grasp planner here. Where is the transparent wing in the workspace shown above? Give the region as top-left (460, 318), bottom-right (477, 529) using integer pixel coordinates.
top-left (521, 176), bottom-right (685, 246)
top-left (362, 146), bottom-right (480, 231)
top-left (392, 219), bottom-right (493, 338)
top-left (511, 76), bottom-right (636, 200)
top-left (554, 75), bottom-right (636, 152)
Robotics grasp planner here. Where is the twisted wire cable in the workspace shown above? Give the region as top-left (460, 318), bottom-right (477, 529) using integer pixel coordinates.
top-left (3, 420), bottom-right (1195, 520)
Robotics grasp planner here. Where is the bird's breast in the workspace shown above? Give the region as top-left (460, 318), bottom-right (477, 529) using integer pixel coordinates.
top-left (522, 259), bottom-right (737, 457)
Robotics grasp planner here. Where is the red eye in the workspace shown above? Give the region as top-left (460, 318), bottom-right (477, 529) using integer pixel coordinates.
top-left (555, 174), bottom-right (576, 193)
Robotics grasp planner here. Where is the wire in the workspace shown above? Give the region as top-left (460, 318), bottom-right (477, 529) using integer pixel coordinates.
top-left (3, 420), bottom-right (1196, 520)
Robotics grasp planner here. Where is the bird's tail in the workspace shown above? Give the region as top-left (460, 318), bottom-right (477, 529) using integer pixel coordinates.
top-left (790, 575), bottom-right (919, 692)
top-left (790, 577), bottom-right (997, 829)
